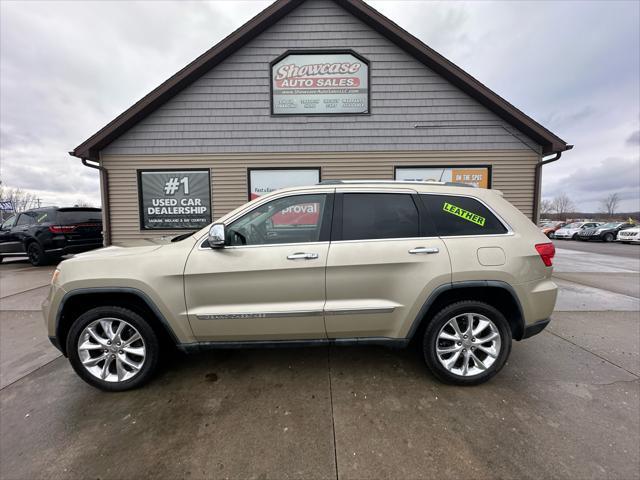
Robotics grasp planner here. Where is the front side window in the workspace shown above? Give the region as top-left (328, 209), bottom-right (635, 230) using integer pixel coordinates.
top-left (341, 193), bottom-right (420, 241)
top-left (227, 194), bottom-right (328, 246)
top-left (1, 215), bottom-right (16, 230)
top-left (421, 194), bottom-right (507, 236)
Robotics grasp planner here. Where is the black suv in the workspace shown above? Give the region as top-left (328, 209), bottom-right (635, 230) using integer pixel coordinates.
top-left (578, 222), bottom-right (635, 242)
top-left (0, 207), bottom-right (103, 266)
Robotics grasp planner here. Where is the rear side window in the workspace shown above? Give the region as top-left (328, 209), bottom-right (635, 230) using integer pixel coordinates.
top-left (56, 209), bottom-right (102, 224)
top-left (341, 193), bottom-right (420, 240)
top-left (421, 194), bottom-right (507, 236)
top-left (16, 213), bottom-right (36, 226)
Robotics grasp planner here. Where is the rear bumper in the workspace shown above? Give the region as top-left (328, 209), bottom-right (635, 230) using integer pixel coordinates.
top-left (45, 242), bottom-right (103, 255)
top-left (521, 318), bottom-right (551, 339)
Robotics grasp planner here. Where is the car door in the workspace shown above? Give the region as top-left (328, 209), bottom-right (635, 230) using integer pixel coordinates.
top-left (184, 191), bottom-right (333, 341)
top-left (0, 215), bottom-right (19, 254)
top-left (13, 212), bottom-right (36, 251)
top-left (324, 190), bottom-right (451, 340)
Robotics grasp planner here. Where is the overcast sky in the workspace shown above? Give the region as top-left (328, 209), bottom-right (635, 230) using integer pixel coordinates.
top-left (1, 0), bottom-right (638, 212)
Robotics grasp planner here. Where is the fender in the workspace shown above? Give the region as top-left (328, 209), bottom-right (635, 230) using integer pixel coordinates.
top-left (54, 287), bottom-right (181, 351)
top-left (405, 280), bottom-right (526, 341)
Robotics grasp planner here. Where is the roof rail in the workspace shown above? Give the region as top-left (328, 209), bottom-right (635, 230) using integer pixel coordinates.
top-left (317, 180), bottom-right (475, 188)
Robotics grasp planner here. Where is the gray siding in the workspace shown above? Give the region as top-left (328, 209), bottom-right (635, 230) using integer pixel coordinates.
top-left (103, 0), bottom-right (541, 156)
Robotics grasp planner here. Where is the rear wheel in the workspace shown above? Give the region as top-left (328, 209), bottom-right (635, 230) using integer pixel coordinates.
top-left (27, 242), bottom-right (50, 266)
top-left (422, 301), bottom-right (512, 386)
top-left (66, 306), bottom-right (159, 391)
top-left (603, 233), bottom-right (614, 242)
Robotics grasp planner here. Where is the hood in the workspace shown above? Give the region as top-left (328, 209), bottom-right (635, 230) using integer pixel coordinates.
top-left (68, 243), bottom-right (163, 260)
top-left (621, 227), bottom-right (640, 233)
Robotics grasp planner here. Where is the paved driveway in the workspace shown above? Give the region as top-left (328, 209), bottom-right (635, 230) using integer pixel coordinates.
top-left (0, 244), bottom-right (638, 479)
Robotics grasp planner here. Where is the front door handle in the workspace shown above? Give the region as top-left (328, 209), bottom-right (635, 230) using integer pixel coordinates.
top-left (409, 247), bottom-right (439, 255)
top-left (287, 252), bottom-right (319, 260)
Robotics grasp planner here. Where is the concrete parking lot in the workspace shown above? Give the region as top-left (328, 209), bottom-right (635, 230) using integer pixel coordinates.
top-left (1, 242), bottom-right (638, 479)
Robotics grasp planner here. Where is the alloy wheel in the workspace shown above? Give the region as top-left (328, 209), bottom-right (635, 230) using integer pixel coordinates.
top-left (77, 318), bottom-right (146, 383)
top-left (435, 313), bottom-right (501, 376)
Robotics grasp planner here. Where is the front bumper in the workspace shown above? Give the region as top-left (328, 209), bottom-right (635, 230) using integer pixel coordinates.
top-left (522, 318), bottom-right (551, 339)
top-left (617, 233), bottom-right (640, 243)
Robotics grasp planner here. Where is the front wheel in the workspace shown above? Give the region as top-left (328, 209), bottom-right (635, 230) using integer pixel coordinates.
top-left (66, 306), bottom-right (160, 391)
top-left (572, 233), bottom-right (579, 240)
top-left (603, 233), bottom-right (614, 242)
top-left (422, 301), bottom-right (512, 386)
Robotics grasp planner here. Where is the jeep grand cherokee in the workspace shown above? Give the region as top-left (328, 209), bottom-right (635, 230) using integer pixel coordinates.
top-left (42, 181), bottom-right (557, 391)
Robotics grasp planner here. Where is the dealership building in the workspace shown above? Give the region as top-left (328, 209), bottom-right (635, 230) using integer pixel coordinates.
top-left (72, 0), bottom-right (571, 245)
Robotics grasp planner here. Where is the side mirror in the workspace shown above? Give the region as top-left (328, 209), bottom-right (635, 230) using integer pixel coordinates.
top-left (208, 223), bottom-right (226, 248)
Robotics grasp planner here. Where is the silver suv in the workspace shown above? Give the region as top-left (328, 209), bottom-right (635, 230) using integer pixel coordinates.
top-left (43, 181), bottom-right (557, 391)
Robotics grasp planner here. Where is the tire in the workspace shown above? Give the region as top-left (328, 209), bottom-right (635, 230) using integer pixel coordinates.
top-left (572, 233), bottom-right (579, 240)
top-left (603, 233), bottom-right (614, 243)
top-left (422, 300), bottom-right (512, 386)
top-left (66, 306), bottom-right (160, 391)
top-left (26, 242), bottom-right (50, 266)
top-left (548, 232), bottom-right (555, 239)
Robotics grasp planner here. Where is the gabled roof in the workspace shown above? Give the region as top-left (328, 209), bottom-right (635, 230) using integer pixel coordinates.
top-left (71, 0), bottom-right (570, 160)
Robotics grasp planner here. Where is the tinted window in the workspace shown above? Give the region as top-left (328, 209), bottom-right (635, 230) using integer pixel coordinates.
top-left (16, 213), bottom-right (36, 226)
top-left (341, 193), bottom-right (420, 240)
top-left (421, 194), bottom-right (507, 236)
top-left (56, 209), bottom-right (102, 224)
top-left (227, 194), bottom-right (327, 246)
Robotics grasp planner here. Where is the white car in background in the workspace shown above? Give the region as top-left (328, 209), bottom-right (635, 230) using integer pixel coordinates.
top-left (617, 226), bottom-right (640, 244)
top-left (554, 221), bottom-right (602, 240)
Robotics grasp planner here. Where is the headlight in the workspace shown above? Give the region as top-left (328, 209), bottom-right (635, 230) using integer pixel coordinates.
top-left (595, 230), bottom-right (603, 234)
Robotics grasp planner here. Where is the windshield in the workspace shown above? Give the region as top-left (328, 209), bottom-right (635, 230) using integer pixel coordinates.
top-left (564, 222), bottom-right (582, 229)
top-left (56, 209), bottom-right (102, 224)
top-left (599, 223), bottom-right (620, 229)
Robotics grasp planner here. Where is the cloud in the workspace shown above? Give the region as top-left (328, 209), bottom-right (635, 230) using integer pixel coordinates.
top-left (1, 0), bottom-right (639, 213)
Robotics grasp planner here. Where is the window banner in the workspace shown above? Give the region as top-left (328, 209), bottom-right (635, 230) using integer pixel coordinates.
top-left (395, 167), bottom-right (490, 189)
top-left (138, 170), bottom-right (211, 230)
top-left (248, 169), bottom-right (321, 225)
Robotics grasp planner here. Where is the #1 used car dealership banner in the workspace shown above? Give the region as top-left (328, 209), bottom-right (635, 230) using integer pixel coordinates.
top-left (138, 170), bottom-right (211, 229)
top-left (271, 52), bottom-right (369, 115)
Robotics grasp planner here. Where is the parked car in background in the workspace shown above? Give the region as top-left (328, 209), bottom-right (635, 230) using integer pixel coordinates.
top-left (617, 226), bottom-right (640, 244)
top-left (578, 222), bottom-right (635, 242)
top-left (554, 221), bottom-right (602, 240)
top-left (0, 207), bottom-right (103, 266)
top-left (540, 222), bottom-right (566, 239)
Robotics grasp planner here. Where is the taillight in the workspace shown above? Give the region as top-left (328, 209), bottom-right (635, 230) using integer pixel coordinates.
top-left (49, 225), bottom-right (75, 234)
top-left (535, 242), bottom-right (555, 267)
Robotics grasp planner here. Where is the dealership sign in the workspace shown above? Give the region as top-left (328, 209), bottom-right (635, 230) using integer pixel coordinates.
top-left (138, 170), bottom-right (211, 230)
top-left (271, 52), bottom-right (369, 115)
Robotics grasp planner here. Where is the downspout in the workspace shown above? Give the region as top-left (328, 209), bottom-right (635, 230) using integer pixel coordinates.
top-left (532, 145), bottom-right (573, 222)
top-left (79, 157), bottom-right (112, 246)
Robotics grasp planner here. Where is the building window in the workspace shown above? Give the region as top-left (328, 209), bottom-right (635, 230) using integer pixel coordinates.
top-left (137, 169), bottom-right (211, 230)
top-left (395, 166), bottom-right (491, 189)
top-left (248, 168), bottom-right (321, 200)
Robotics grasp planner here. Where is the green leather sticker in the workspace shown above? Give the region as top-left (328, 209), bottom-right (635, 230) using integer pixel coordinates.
top-left (442, 202), bottom-right (486, 226)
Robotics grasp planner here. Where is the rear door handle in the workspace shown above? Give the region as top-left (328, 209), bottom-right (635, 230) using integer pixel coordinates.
top-left (287, 252), bottom-right (319, 260)
top-left (409, 247), bottom-right (439, 255)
